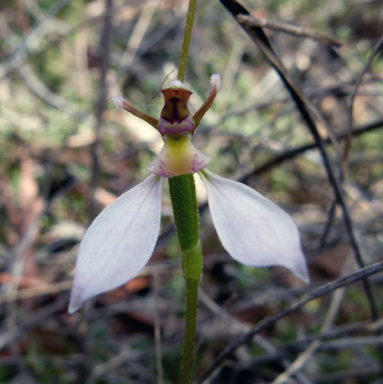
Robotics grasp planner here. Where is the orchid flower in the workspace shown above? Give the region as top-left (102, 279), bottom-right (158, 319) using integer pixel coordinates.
top-left (68, 74), bottom-right (309, 314)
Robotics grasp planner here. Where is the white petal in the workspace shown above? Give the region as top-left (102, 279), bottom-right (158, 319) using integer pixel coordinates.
top-left (200, 170), bottom-right (309, 283)
top-left (69, 175), bottom-right (162, 313)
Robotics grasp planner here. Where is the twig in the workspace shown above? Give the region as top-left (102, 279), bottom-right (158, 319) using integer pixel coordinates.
top-left (18, 65), bottom-right (75, 113)
top-left (237, 15), bottom-right (342, 47)
top-left (243, 332), bottom-right (383, 361)
top-left (118, 0), bottom-right (160, 71)
top-left (85, 347), bottom-right (131, 384)
top-left (316, 366), bottom-right (382, 383)
top-left (283, 320), bottom-right (373, 346)
top-left (317, 200), bottom-right (337, 251)
top-left (218, 76), bottom-right (382, 123)
top-left (195, 261), bottom-right (383, 384)
top-left (315, 335), bottom-right (383, 350)
top-left (216, 39), bottom-right (246, 113)
top-left (4, 199), bottom-right (47, 333)
top-left (315, 366), bottom-right (383, 383)
top-left (0, 280), bottom-right (72, 304)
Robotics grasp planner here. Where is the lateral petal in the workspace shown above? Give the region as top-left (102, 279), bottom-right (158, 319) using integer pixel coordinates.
top-left (69, 175), bottom-right (162, 313)
top-left (200, 170), bottom-right (309, 283)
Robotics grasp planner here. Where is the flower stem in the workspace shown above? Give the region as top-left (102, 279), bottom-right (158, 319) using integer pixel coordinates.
top-left (180, 278), bottom-right (199, 384)
top-left (177, 0), bottom-right (197, 82)
top-left (169, 174), bottom-right (199, 251)
top-left (168, 174), bottom-right (202, 383)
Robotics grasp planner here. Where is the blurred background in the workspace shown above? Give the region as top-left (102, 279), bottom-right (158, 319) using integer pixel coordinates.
top-left (1, 0), bottom-right (383, 383)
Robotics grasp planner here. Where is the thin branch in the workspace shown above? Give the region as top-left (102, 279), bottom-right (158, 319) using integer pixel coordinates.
top-left (317, 200), bottom-right (337, 251)
top-left (118, 0), bottom-right (160, 71)
top-left (315, 366), bottom-right (383, 383)
top-left (18, 64), bottom-right (75, 113)
top-left (237, 15), bottom-right (342, 47)
top-left (0, 281), bottom-right (72, 304)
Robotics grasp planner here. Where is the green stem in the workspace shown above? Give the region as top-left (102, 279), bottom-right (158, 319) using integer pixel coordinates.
top-left (178, 0), bottom-right (197, 82)
top-left (180, 278), bottom-right (199, 384)
top-left (169, 174), bottom-right (199, 251)
top-left (169, 174), bottom-right (202, 384)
